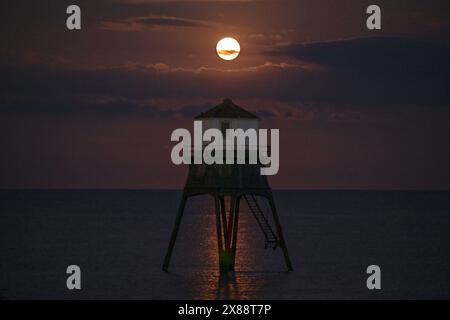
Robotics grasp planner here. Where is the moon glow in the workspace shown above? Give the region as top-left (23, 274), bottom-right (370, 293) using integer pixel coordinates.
top-left (216, 37), bottom-right (240, 61)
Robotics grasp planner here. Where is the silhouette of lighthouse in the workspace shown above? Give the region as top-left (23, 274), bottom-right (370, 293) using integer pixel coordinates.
top-left (163, 98), bottom-right (292, 273)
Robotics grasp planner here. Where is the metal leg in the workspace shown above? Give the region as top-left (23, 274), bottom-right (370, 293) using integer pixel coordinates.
top-left (267, 194), bottom-right (293, 271)
top-left (219, 196), bottom-right (229, 249)
top-left (226, 196), bottom-right (236, 250)
top-left (162, 193), bottom-right (188, 272)
top-left (230, 196), bottom-right (240, 271)
top-left (215, 195), bottom-right (228, 273)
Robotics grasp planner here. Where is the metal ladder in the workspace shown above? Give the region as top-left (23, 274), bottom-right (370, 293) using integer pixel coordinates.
top-left (244, 194), bottom-right (279, 249)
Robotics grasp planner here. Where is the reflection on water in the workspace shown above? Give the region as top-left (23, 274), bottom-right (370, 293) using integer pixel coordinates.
top-left (187, 195), bottom-right (270, 299)
top-left (216, 273), bottom-right (240, 299)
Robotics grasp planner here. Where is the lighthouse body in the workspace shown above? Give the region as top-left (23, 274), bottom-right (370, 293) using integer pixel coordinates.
top-left (163, 99), bottom-right (292, 273)
top-left (196, 98), bottom-right (259, 151)
top-left (188, 99), bottom-right (267, 194)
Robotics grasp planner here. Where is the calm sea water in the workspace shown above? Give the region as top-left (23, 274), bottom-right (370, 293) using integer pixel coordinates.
top-left (0, 190), bottom-right (449, 299)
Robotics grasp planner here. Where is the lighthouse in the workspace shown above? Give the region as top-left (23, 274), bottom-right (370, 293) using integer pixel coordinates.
top-left (163, 98), bottom-right (293, 273)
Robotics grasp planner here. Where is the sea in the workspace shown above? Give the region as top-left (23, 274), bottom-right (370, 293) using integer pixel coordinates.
top-left (0, 190), bottom-right (449, 299)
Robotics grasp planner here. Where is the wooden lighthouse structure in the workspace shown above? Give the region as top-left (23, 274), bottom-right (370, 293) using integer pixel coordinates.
top-left (162, 98), bottom-right (293, 273)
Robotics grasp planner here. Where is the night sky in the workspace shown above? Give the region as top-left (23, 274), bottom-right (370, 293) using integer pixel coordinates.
top-left (1, 0), bottom-right (449, 189)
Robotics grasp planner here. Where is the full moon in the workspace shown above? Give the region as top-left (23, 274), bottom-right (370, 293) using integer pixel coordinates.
top-left (216, 37), bottom-right (240, 61)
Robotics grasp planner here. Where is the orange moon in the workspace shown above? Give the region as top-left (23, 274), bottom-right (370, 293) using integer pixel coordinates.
top-left (216, 37), bottom-right (240, 61)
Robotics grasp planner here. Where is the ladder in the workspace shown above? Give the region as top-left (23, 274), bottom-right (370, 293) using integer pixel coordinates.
top-left (244, 194), bottom-right (279, 249)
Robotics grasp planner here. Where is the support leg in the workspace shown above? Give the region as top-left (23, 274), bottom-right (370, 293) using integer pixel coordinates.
top-left (219, 196), bottom-right (228, 249)
top-left (230, 196), bottom-right (240, 271)
top-left (267, 194), bottom-right (293, 271)
top-left (215, 195), bottom-right (227, 273)
top-left (226, 196), bottom-right (236, 250)
top-left (162, 193), bottom-right (188, 272)
top-left (222, 196), bottom-right (236, 271)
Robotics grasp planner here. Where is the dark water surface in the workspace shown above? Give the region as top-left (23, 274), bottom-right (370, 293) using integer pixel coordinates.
top-left (0, 190), bottom-right (449, 299)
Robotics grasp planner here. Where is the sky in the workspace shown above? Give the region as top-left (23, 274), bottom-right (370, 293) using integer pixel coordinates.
top-left (0, 0), bottom-right (449, 189)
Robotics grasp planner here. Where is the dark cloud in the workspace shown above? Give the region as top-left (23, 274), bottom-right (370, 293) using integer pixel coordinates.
top-left (268, 36), bottom-right (450, 73)
top-left (267, 36), bottom-right (450, 106)
top-left (0, 63), bottom-right (309, 116)
top-left (99, 15), bottom-right (211, 31)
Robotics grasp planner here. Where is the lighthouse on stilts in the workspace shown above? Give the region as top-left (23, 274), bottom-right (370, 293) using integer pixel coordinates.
top-left (163, 98), bottom-right (293, 273)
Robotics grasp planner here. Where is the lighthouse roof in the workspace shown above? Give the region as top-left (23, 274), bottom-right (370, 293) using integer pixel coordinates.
top-left (195, 98), bottom-right (259, 119)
